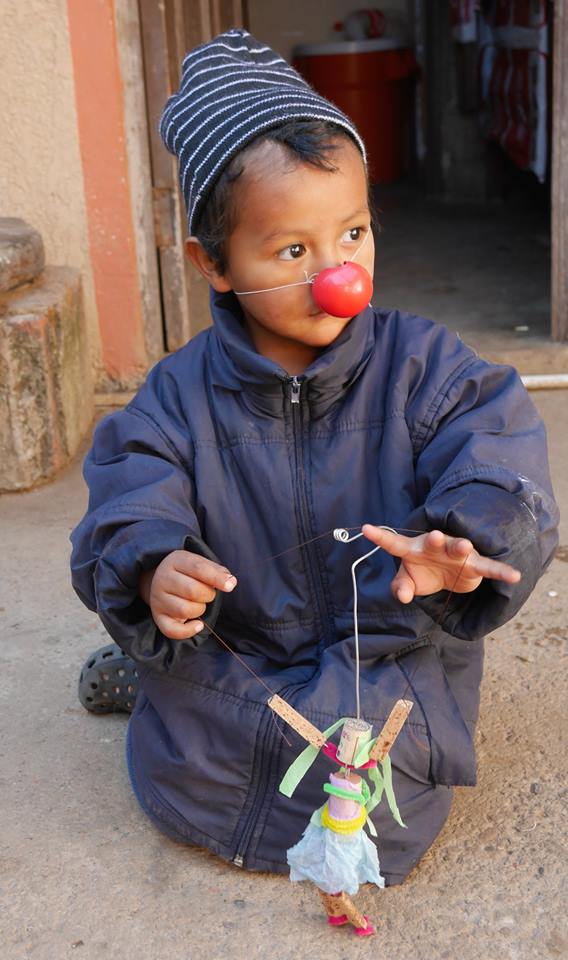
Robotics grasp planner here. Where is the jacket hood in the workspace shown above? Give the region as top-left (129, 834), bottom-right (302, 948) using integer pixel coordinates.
top-left (207, 288), bottom-right (376, 417)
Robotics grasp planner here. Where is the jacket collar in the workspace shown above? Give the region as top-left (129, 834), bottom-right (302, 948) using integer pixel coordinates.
top-left (207, 289), bottom-right (376, 418)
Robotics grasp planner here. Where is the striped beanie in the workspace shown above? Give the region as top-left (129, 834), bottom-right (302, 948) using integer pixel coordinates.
top-left (160, 29), bottom-right (366, 234)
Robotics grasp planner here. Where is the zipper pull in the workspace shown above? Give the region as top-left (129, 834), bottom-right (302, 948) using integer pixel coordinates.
top-left (290, 376), bottom-right (302, 404)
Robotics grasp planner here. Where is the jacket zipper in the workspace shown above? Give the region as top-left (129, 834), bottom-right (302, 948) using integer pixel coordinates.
top-left (232, 680), bottom-right (307, 867)
top-left (290, 375), bottom-right (301, 404)
top-left (232, 376), bottom-right (334, 867)
top-left (232, 707), bottom-right (275, 866)
top-left (287, 376), bottom-right (336, 649)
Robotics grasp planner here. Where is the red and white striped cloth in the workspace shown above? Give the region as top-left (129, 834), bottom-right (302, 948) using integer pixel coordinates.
top-left (450, 0), bottom-right (477, 44)
top-left (479, 0), bottom-right (549, 181)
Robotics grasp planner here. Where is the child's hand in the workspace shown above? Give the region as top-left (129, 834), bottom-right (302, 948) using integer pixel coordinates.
top-left (361, 525), bottom-right (521, 604)
top-left (139, 551), bottom-right (237, 640)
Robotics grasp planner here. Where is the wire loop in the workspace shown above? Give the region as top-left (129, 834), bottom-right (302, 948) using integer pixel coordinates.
top-left (333, 528), bottom-right (362, 542)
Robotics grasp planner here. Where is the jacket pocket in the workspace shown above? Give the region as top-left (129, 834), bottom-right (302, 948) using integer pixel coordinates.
top-left (396, 642), bottom-right (477, 786)
top-left (129, 668), bottom-right (264, 847)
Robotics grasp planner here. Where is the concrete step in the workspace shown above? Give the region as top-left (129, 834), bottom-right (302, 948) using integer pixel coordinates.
top-left (0, 265), bottom-right (94, 491)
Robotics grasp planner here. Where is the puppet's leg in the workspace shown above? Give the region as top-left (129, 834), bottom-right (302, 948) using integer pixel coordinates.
top-left (318, 890), bottom-right (375, 937)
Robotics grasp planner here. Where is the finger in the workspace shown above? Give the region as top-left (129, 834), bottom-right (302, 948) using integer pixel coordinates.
top-left (391, 564), bottom-right (416, 604)
top-left (460, 553), bottom-right (521, 584)
top-left (421, 529), bottom-right (447, 552)
top-left (172, 552), bottom-right (237, 592)
top-left (162, 571), bottom-right (216, 604)
top-left (361, 524), bottom-right (414, 558)
top-left (155, 614), bottom-right (205, 641)
top-left (157, 594), bottom-right (207, 622)
top-left (417, 530), bottom-right (472, 558)
top-left (444, 536), bottom-right (475, 559)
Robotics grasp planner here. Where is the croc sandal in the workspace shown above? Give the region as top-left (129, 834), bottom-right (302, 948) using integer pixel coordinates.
top-left (78, 643), bottom-right (139, 714)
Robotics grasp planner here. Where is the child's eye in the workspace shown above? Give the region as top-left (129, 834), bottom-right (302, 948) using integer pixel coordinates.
top-left (341, 227), bottom-right (364, 243)
top-left (277, 243), bottom-right (306, 261)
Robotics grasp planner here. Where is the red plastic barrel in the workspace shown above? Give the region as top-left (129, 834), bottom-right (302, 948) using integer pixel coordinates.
top-left (293, 39), bottom-right (418, 182)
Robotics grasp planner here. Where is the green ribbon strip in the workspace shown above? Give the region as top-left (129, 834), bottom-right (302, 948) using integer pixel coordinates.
top-left (278, 719), bottom-right (406, 831)
top-left (365, 813), bottom-right (378, 837)
top-left (367, 756), bottom-right (406, 828)
top-left (365, 762), bottom-right (385, 815)
top-left (353, 737), bottom-right (376, 767)
top-left (278, 717), bottom-right (350, 798)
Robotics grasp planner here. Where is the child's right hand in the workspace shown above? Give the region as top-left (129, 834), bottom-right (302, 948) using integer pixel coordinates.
top-left (139, 551), bottom-right (237, 640)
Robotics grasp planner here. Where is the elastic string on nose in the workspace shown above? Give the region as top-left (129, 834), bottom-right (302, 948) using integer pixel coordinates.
top-left (233, 227), bottom-right (372, 296)
top-left (234, 272), bottom-right (317, 296)
top-left (348, 224), bottom-right (372, 263)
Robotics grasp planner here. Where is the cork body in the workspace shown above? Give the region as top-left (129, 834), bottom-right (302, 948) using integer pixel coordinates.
top-left (336, 718), bottom-right (372, 765)
top-left (327, 772), bottom-right (363, 820)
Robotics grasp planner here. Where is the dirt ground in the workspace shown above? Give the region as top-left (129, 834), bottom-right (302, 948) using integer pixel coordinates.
top-left (1, 390), bottom-right (567, 960)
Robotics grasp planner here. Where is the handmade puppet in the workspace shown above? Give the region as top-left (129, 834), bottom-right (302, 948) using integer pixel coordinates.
top-left (266, 528), bottom-right (413, 937)
top-left (268, 696), bottom-right (413, 937)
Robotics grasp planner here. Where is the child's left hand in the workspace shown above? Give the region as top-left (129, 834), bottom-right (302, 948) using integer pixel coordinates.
top-left (361, 525), bottom-right (521, 604)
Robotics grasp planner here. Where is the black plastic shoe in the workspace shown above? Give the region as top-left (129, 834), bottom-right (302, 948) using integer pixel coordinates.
top-left (78, 643), bottom-right (138, 714)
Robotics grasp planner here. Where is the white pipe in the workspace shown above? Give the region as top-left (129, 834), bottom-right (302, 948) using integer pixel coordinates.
top-left (94, 376), bottom-right (568, 408)
top-left (521, 374), bottom-right (568, 390)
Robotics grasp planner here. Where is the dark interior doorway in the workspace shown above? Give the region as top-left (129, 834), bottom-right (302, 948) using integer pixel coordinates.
top-left (248, 0), bottom-right (568, 369)
top-left (374, 172), bottom-right (552, 373)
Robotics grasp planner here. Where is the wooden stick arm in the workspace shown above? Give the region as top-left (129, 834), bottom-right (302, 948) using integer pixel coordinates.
top-left (369, 698), bottom-right (413, 762)
top-left (268, 694), bottom-right (413, 758)
top-left (268, 694), bottom-right (327, 749)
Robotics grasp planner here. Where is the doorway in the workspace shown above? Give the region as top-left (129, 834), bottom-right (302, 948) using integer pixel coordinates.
top-left (247, 0), bottom-right (568, 371)
top-left (137, 0), bottom-right (246, 351)
top-left (136, 0), bottom-right (568, 367)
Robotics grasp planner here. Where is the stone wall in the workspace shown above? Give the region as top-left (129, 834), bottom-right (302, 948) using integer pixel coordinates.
top-left (0, 219), bottom-right (93, 491)
top-left (0, 0), bottom-right (101, 382)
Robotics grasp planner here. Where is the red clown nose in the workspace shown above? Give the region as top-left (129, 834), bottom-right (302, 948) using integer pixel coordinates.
top-left (312, 261), bottom-right (373, 318)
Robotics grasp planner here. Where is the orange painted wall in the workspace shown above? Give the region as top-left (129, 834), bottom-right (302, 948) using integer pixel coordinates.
top-left (67, 0), bottom-right (149, 384)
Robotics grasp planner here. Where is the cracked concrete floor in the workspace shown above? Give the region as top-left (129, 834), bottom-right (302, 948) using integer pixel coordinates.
top-left (1, 390), bottom-right (567, 960)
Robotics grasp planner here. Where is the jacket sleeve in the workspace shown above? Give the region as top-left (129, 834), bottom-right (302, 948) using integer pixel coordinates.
top-left (406, 354), bottom-right (559, 640)
top-left (70, 388), bottom-right (206, 670)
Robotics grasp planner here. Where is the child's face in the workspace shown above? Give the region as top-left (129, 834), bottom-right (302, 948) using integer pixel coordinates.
top-left (219, 138), bottom-right (374, 373)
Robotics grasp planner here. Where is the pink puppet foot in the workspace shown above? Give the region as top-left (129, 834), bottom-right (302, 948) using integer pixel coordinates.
top-left (355, 917), bottom-right (376, 937)
top-left (327, 914), bottom-right (349, 927)
top-left (319, 890), bottom-right (375, 935)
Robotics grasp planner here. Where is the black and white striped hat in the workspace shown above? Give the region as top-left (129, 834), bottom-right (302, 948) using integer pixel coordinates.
top-left (160, 29), bottom-right (366, 234)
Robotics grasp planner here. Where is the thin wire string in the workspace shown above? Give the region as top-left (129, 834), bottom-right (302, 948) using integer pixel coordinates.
top-left (200, 621), bottom-right (278, 698)
top-left (199, 620), bottom-right (296, 747)
top-left (333, 527), bottom-right (398, 721)
top-left (242, 520), bottom-right (439, 722)
top-left (233, 226), bottom-right (372, 296)
top-left (352, 544), bottom-right (381, 720)
top-left (246, 524), bottom-right (438, 569)
top-left (246, 526), bottom-right (361, 568)
top-left (197, 526), bottom-right (474, 753)
top-left (234, 272), bottom-right (317, 296)
top-left (213, 521), bottom-right (471, 725)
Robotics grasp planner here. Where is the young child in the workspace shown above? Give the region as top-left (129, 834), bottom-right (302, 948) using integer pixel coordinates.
top-left (71, 29), bottom-right (558, 886)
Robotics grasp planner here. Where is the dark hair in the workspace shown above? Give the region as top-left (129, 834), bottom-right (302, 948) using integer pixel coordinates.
top-left (193, 119), bottom-right (373, 273)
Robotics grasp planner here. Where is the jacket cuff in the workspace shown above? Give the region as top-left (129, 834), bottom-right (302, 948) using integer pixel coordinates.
top-left (94, 519), bottom-right (221, 670)
top-left (406, 482), bottom-right (542, 640)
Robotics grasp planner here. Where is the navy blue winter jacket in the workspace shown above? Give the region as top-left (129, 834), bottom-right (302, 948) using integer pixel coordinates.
top-left (71, 290), bottom-right (558, 883)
